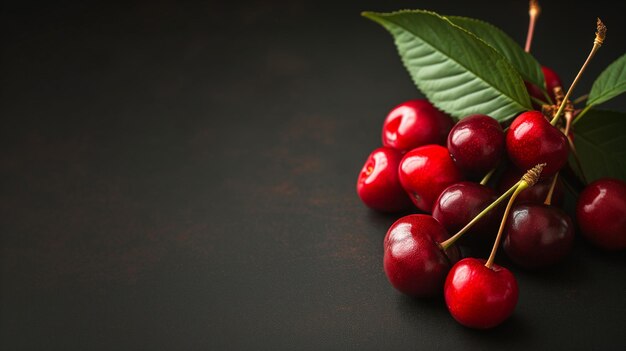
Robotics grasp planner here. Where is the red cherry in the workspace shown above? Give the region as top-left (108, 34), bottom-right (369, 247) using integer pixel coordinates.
top-left (399, 144), bottom-right (464, 213)
top-left (503, 204), bottom-right (574, 268)
top-left (444, 258), bottom-right (518, 329)
top-left (497, 167), bottom-right (564, 206)
top-left (525, 66), bottom-right (563, 108)
top-left (505, 111), bottom-right (569, 177)
top-left (447, 114), bottom-right (504, 176)
top-left (576, 178), bottom-right (626, 250)
top-left (382, 99), bottom-right (454, 152)
top-left (542, 66), bottom-right (563, 102)
top-left (432, 182), bottom-right (500, 246)
top-left (356, 147), bottom-right (413, 212)
top-left (384, 214), bottom-right (460, 297)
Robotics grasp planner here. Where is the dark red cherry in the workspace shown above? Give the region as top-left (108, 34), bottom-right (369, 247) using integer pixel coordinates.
top-left (382, 99), bottom-right (454, 152)
top-left (399, 144), bottom-right (464, 213)
top-left (447, 114), bottom-right (504, 177)
top-left (444, 258), bottom-right (518, 329)
top-left (576, 178), bottom-right (626, 251)
top-left (497, 167), bottom-right (564, 206)
top-left (356, 147), bottom-right (413, 212)
top-left (505, 111), bottom-right (569, 177)
top-left (542, 66), bottom-right (563, 102)
top-left (432, 182), bottom-right (500, 246)
top-left (525, 66), bottom-right (563, 108)
top-left (503, 204), bottom-right (574, 268)
top-left (384, 214), bottom-right (460, 297)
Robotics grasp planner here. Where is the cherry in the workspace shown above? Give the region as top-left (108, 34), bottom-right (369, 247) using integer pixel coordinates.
top-left (447, 114), bottom-right (504, 177)
top-left (356, 147), bottom-right (413, 212)
top-left (497, 167), bottom-right (564, 206)
top-left (576, 178), bottom-right (626, 251)
top-left (399, 144), bottom-right (464, 213)
top-left (443, 164), bottom-right (545, 329)
top-left (432, 182), bottom-right (500, 246)
top-left (526, 66), bottom-right (563, 107)
top-left (542, 66), bottom-right (563, 102)
top-left (383, 214), bottom-right (460, 297)
top-left (382, 99), bottom-right (454, 152)
top-left (505, 111), bottom-right (569, 177)
top-left (503, 204), bottom-right (574, 268)
top-left (444, 258), bottom-right (518, 329)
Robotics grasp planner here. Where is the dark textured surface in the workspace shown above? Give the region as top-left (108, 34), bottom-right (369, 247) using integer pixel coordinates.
top-left (1, 1), bottom-right (625, 350)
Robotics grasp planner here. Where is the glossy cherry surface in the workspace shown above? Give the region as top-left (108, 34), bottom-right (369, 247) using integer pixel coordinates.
top-left (444, 258), bottom-right (518, 329)
top-left (398, 144), bottom-right (464, 213)
top-left (432, 182), bottom-right (500, 246)
top-left (505, 111), bottom-right (569, 177)
top-left (356, 147), bottom-right (413, 212)
top-left (382, 99), bottom-right (454, 152)
top-left (576, 178), bottom-right (626, 250)
top-left (497, 167), bottom-right (564, 206)
top-left (384, 214), bottom-right (461, 297)
top-left (447, 114), bottom-right (504, 176)
top-left (503, 204), bottom-right (574, 268)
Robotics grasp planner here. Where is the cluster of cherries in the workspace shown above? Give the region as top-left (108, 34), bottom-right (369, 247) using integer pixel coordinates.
top-left (356, 69), bottom-right (626, 329)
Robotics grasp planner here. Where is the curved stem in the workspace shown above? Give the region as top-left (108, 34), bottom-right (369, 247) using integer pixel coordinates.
top-left (480, 167), bottom-right (497, 186)
top-left (439, 182), bottom-right (520, 251)
top-left (544, 173), bottom-right (559, 205)
top-left (485, 182), bottom-right (529, 269)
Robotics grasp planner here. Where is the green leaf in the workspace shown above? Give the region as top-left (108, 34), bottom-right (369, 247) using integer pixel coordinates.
top-left (574, 109), bottom-right (626, 182)
top-left (363, 10), bottom-right (531, 121)
top-left (587, 53), bottom-right (626, 106)
top-left (447, 16), bottom-right (545, 90)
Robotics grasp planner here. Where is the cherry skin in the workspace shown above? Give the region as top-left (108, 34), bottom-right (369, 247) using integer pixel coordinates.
top-left (444, 258), bottom-right (518, 329)
top-left (384, 214), bottom-right (461, 297)
top-left (503, 204), bottom-right (574, 269)
top-left (356, 147), bottom-right (413, 212)
top-left (542, 66), bottom-right (563, 102)
top-left (576, 178), bottom-right (626, 250)
top-left (447, 114), bottom-right (504, 176)
top-left (497, 167), bottom-right (564, 206)
top-left (526, 66), bottom-right (563, 107)
top-left (505, 111), bottom-right (569, 177)
top-left (399, 144), bottom-right (464, 213)
top-left (432, 182), bottom-right (500, 246)
top-left (382, 99), bottom-right (454, 152)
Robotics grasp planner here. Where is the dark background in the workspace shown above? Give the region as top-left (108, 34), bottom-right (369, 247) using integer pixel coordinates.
top-left (1, 0), bottom-right (625, 350)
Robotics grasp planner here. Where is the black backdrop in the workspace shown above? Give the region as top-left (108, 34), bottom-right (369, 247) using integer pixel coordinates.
top-left (1, 1), bottom-right (625, 350)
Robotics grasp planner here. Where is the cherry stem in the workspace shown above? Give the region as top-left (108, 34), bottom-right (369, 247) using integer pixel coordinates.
top-left (542, 90), bottom-right (554, 105)
top-left (524, 0), bottom-right (540, 53)
top-left (530, 95), bottom-right (548, 107)
top-left (485, 182), bottom-right (528, 269)
top-left (573, 94), bottom-right (589, 105)
top-left (439, 183), bottom-right (519, 251)
top-left (544, 173), bottom-right (559, 205)
top-left (572, 104), bottom-right (593, 125)
top-left (440, 163), bottom-right (546, 251)
top-left (564, 110), bottom-right (573, 136)
top-left (550, 19), bottom-right (606, 127)
top-left (480, 167), bottom-right (497, 186)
